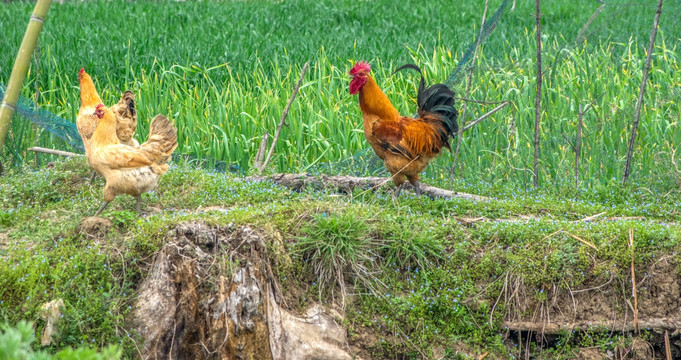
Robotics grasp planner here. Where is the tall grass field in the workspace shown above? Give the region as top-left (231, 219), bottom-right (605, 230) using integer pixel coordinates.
top-left (1, 0), bottom-right (680, 191)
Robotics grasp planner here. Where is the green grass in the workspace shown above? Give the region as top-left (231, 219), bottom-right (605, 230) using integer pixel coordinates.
top-left (1, 158), bottom-right (681, 357)
top-left (0, 321), bottom-right (120, 360)
top-left (1, 0), bottom-right (680, 191)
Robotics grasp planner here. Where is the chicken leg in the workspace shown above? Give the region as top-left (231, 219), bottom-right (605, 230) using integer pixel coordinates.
top-left (412, 181), bottom-right (422, 196)
top-left (406, 174), bottom-right (422, 197)
top-left (94, 201), bottom-right (110, 217)
top-left (393, 183), bottom-right (404, 200)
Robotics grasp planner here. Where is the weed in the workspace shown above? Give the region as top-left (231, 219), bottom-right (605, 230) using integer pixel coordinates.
top-left (295, 211), bottom-right (381, 304)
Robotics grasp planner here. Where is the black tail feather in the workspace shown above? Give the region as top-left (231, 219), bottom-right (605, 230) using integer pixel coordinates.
top-left (122, 90), bottom-right (136, 117)
top-left (394, 64), bottom-right (459, 149)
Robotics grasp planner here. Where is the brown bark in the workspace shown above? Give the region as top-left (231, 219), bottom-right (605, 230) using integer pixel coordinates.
top-left (247, 173), bottom-right (489, 201)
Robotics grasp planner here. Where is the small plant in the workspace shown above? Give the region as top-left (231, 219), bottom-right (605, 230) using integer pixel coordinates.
top-left (0, 321), bottom-right (121, 360)
top-left (381, 228), bottom-right (444, 272)
top-left (0, 211), bottom-right (15, 227)
top-left (295, 211), bottom-right (381, 304)
top-left (108, 210), bottom-right (139, 228)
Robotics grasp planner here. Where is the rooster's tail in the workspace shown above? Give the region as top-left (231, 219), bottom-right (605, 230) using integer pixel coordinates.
top-left (394, 64), bottom-right (459, 150)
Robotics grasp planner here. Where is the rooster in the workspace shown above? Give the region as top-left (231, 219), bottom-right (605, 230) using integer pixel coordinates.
top-left (89, 104), bottom-right (178, 216)
top-left (349, 61), bottom-right (458, 197)
top-left (77, 68), bottom-right (138, 152)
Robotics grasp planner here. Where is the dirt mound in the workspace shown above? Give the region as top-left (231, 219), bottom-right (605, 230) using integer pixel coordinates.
top-left (78, 216), bottom-right (113, 238)
top-left (504, 257), bottom-right (681, 358)
top-left (132, 222), bottom-right (357, 360)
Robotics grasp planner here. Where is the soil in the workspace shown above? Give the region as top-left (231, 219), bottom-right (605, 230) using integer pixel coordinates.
top-left (505, 257), bottom-right (681, 358)
top-left (78, 216), bottom-right (113, 238)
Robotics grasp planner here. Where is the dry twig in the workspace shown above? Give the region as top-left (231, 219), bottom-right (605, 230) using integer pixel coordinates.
top-left (257, 62), bottom-right (309, 173)
top-left (459, 101), bottom-right (509, 134)
top-left (623, 0), bottom-right (664, 185)
top-left (629, 228), bottom-right (639, 333)
top-left (576, 0), bottom-right (606, 43)
top-left (566, 232), bottom-right (598, 251)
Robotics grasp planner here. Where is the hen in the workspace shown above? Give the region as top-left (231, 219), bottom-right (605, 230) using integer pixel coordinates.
top-left (349, 61), bottom-right (458, 197)
top-left (77, 68), bottom-right (138, 153)
top-left (89, 104), bottom-right (178, 216)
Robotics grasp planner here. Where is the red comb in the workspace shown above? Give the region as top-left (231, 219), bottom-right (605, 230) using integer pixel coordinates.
top-left (96, 104), bottom-right (104, 109)
top-left (79, 68), bottom-right (85, 74)
top-left (349, 61), bottom-right (371, 76)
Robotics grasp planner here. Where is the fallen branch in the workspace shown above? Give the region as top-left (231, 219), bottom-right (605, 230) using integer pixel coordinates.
top-left (28, 146), bottom-right (81, 157)
top-left (246, 173), bottom-right (489, 201)
top-left (257, 62), bottom-right (309, 173)
top-left (505, 318), bottom-right (681, 333)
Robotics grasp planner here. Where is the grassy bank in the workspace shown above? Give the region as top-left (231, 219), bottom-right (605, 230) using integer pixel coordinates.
top-left (1, 0), bottom-right (680, 190)
top-left (1, 158), bottom-right (680, 357)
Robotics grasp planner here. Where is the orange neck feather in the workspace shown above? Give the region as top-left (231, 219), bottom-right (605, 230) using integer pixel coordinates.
top-left (79, 74), bottom-right (103, 107)
top-left (91, 111), bottom-right (120, 146)
top-left (358, 76), bottom-right (399, 121)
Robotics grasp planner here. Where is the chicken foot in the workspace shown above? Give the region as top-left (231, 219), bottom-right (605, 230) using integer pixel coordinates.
top-left (393, 181), bottom-right (423, 199)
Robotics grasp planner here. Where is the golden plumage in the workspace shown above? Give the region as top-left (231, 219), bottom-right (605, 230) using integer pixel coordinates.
top-left (350, 62), bottom-right (458, 197)
top-left (89, 104), bottom-right (177, 215)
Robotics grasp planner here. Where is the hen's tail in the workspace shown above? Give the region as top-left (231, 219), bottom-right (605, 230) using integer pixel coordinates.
top-left (140, 114), bottom-right (178, 166)
top-left (395, 64), bottom-right (459, 150)
top-left (114, 91), bottom-right (136, 119)
top-left (112, 91), bottom-right (138, 146)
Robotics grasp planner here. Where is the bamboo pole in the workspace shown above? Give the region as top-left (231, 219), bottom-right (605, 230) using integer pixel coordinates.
top-left (0, 0), bottom-right (53, 173)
